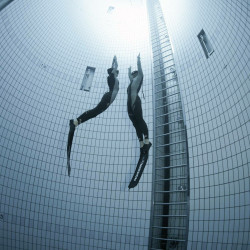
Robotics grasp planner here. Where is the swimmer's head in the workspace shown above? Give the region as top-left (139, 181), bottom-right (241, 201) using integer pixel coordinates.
top-left (107, 68), bottom-right (119, 76)
top-left (131, 71), bottom-right (138, 78)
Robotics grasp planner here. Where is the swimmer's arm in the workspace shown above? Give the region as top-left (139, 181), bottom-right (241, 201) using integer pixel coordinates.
top-left (137, 53), bottom-right (143, 78)
top-left (131, 54), bottom-right (143, 90)
top-left (111, 55), bottom-right (118, 75)
top-left (128, 66), bottom-right (133, 82)
top-left (110, 78), bottom-right (119, 103)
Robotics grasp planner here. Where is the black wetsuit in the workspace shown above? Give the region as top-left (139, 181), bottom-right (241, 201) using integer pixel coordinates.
top-left (67, 72), bottom-right (118, 176)
top-left (77, 73), bottom-right (119, 123)
top-left (127, 77), bottom-right (148, 141)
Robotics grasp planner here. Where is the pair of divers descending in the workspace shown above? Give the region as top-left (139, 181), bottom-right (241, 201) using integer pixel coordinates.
top-left (67, 54), bottom-right (152, 189)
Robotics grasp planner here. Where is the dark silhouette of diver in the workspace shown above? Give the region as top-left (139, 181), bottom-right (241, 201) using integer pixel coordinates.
top-left (127, 53), bottom-right (152, 157)
top-left (67, 56), bottom-right (119, 176)
top-left (127, 54), bottom-right (152, 188)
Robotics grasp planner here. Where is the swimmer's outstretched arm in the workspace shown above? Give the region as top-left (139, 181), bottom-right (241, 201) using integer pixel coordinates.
top-left (110, 56), bottom-right (119, 103)
top-left (137, 53), bottom-right (143, 78)
top-left (128, 66), bottom-right (133, 82)
top-left (131, 53), bottom-right (144, 91)
top-left (111, 55), bottom-right (118, 75)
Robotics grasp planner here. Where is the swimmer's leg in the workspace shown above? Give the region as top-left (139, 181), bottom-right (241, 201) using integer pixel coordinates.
top-left (67, 119), bottom-right (76, 176)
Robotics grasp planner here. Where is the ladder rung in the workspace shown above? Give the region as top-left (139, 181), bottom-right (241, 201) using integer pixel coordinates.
top-left (152, 237), bottom-right (186, 242)
top-left (155, 176), bottom-right (187, 182)
top-left (155, 190), bottom-right (187, 193)
top-left (155, 100), bottom-right (181, 110)
top-left (152, 38), bottom-right (171, 47)
top-left (155, 164), bottom-right (187, 170)
top-left (154, 76), bottom-right (177, 87)
top-left (154, 214), bottom-right (187, 217)
top-left (156, 140), bottom-right (186, 148)
top-left (156, 129), bottom-right (185, 138)
top-left (155, 118), bottom-right (183, 128)
top-left (155, 151), bottom-right (186, 158)
top-left (156, 109), bottom-right (182, 119)
top-left (153, 60), bottom-right (174, 72)
top-left (155, 91), bottom-right (179, 102)
top-left (155, 83), bottom-right (178, 94)
top-left (155, 202), bottom-right (187, 205)
top-left (152, 226), bottom-right (186, 230)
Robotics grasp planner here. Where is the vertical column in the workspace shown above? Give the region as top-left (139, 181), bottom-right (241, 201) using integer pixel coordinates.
top-left (147, 0), bottom-right (189, 249)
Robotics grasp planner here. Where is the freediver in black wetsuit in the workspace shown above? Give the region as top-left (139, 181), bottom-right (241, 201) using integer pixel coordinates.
top-left (127, 53), bottom-right (151, 155)
top-left (127, 54), bottom-right (152, 189)
top-left (67, 56), bottom-right (119, 176)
